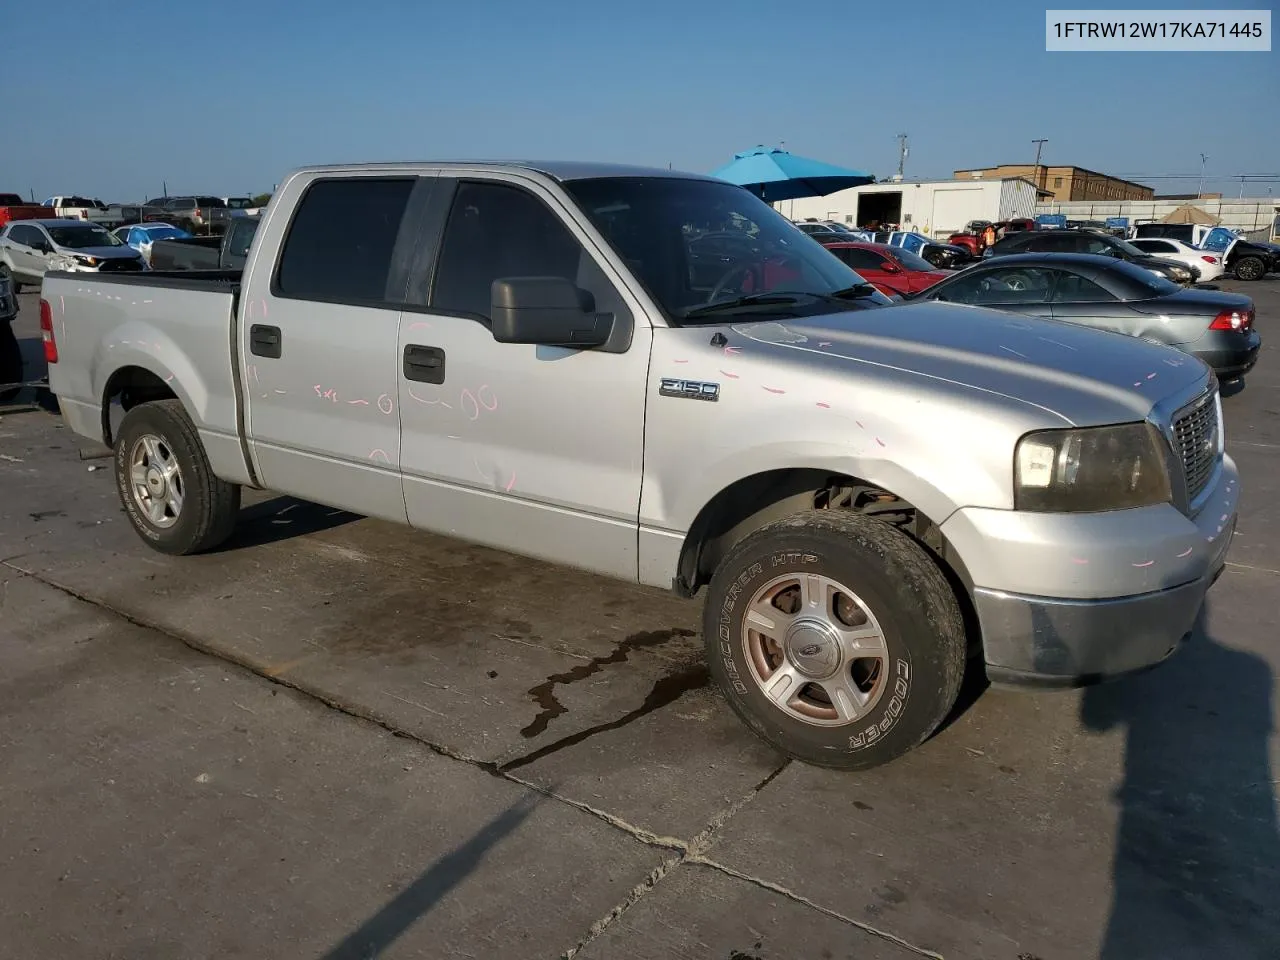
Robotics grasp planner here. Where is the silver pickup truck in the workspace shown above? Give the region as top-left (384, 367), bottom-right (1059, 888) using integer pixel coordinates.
top-left (43, 161), bottom-right (1239, 770)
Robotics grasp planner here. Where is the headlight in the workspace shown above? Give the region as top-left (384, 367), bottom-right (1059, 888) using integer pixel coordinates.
top-left (73, 255), bottom-right (99, 267)
top-left (1014, 423), bottom-right (1171, 512)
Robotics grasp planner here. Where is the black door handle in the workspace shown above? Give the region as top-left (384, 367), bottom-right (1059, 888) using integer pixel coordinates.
top-left (404, 344), bottom-right (445, 384)
top-left (249, 324), bottom-right (282, 359)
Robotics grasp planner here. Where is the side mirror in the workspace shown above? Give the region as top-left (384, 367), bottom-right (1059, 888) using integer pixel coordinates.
top-left (880, 261), bottom-right (902, 274)
top-left (31, 239), bottom-right (51, 253)
top-left (490, 277), bottom-right (613, 348)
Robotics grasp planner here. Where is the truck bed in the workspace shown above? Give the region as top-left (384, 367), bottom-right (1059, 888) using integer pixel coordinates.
top-left (42, 269), bottom-right (254, 487)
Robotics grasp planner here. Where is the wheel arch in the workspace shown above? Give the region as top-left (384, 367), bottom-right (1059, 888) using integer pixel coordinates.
top-left (100, 365), bottom-right (179, 446)
top-left (673, 467), bottom-right (981, 657)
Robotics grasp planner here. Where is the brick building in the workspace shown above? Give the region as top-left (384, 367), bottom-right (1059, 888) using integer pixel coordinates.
top-left (953, 164), bottom-right (1155, 202)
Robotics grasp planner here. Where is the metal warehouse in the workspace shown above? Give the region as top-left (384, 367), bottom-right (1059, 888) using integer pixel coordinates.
top-left (779, 177), bottom-right (1039, 239)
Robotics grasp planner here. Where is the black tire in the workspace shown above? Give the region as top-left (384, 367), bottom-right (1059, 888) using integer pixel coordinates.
top-left (113, 399), bottom-right (240, 555)
top-left (0, 264), bottom-right (19, 294)
top-left (1233, 256), bottom-right (1265, 281)
top-left (703, 510), bottom-right (966, 770)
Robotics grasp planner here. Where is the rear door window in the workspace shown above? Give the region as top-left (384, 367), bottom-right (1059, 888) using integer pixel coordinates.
top-left (274, 178), bottom-right (415, 304)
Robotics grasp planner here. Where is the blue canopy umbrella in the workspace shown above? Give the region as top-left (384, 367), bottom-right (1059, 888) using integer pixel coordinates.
top-left (710, 146), bottom-right (874, 202)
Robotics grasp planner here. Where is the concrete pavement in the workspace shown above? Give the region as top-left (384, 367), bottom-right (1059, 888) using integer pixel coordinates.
top-left (3, 282), bottom-right (1279, 959)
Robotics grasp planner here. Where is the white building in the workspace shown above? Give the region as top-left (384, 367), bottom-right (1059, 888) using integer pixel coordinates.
top-left (779, 177), bottom-right (1040, 239)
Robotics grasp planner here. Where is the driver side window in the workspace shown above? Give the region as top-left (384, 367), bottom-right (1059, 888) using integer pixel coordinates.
top-left (430, 180), bottom-right (625, 326)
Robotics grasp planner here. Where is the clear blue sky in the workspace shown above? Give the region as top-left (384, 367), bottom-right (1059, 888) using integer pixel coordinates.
top-left (3, 0), bottom-right (1276, 201)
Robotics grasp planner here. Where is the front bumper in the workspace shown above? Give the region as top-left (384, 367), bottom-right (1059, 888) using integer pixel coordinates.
top-left (942, 455), bottom-right (1239, 686)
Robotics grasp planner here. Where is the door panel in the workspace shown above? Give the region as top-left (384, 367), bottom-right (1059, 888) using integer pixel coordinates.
top-left (239, 173), bottom-right (420, 522)
top-left (398, 175), bottom-right (650, 581)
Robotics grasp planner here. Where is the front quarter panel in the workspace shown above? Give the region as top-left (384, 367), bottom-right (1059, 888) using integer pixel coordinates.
top-left (637, 323), bottom-right (1040, 587)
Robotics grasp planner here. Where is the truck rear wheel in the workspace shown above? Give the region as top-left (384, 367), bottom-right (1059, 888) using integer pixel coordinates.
top-left (113, 399), bottom-right (240, 555)
top-left (703, 510), bottom-right (965, 770)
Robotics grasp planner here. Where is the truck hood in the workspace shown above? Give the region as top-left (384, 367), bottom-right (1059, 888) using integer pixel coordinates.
top-left (727, 300), bottom-right (1210, 427)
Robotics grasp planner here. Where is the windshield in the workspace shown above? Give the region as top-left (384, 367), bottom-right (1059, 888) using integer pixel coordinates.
top-left (562, 177), bottom-right (890, 323)
top-left (47, 225), bottom-right (122, 249)
top-left (884, 246), bottom-right (936, 271)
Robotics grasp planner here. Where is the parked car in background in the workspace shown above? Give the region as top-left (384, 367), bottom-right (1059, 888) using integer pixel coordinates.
top-left (986, 228), bottom-right (1195, 284)
top-left (1131, 222), bottom-right (1276, 281)
top-left (148, 215), bottom-right (258, 271)
top-left (43, 196), bottom-right (108, 220)
top-left (0, 194), bottom-right (58, 228)
top-left (910, 253), bottom-right (1260, 379)
top-left (0, 219), bottom-right (143, 289)
top-left (918, 241), bottom-right (977, 270)
top-left (143, 196), bottom-right (232, 235)
top-left (43, 160), bottom-right (1240, 773)
top-left (794, 221), bottom-right (849, 242)
top-left (113, 222), bottom-right (194, 266)
top-left (1129, 237), bottom-right (1226, 283)
top-left (857, 232), bottom-right (977, 271)
top-left (820, 241), bottom-right (950, 297)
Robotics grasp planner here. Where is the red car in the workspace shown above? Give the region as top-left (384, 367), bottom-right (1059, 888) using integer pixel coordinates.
top-left (820, 241), bottom-right (951, 297)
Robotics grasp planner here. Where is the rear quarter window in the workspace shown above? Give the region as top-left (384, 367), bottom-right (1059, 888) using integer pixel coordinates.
top-left (273, 178), bottom-right (415, 304)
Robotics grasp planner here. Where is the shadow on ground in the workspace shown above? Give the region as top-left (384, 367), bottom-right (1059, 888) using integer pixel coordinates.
top-left (223, 495), bottom-right (361, 550)
top-left (320, 793), bottom-right (540, 960)
top-left (1084, 606), bottom-right (1280, 959)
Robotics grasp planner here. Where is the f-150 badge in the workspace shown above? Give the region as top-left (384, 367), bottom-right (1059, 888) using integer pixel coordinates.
top-left (659, 378), bottom-right (720, 402)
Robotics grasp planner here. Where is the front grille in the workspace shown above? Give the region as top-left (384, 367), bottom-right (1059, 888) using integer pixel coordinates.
top-left (98, 258), bottom-right (143, 273)
top-left (1171, 389), bottom-right (1219, 503)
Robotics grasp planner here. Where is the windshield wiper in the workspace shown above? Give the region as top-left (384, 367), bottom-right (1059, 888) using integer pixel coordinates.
top-left (680, 294), bottom-right (806, 319)
top-left (828, 283), bottom-right (881, 299)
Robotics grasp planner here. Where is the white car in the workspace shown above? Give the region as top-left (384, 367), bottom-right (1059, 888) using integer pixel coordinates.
top-left (1128, 237), bottom-right (1226, 283)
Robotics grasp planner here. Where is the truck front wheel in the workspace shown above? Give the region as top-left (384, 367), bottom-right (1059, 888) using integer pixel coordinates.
top-left (703, 510), bottom-right (966, 770)
top-left (113, 399), bottom-right (240, 555)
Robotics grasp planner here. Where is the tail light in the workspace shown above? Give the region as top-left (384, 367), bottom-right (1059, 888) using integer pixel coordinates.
top-left (39, 298), bottom-right (58, 363)
top-left (194, 207), bottom-right (202, 220)
top-left (1201, 255), bottom-right (1219, 264)
top-left (1209, 308), bottom-right (1253, 331)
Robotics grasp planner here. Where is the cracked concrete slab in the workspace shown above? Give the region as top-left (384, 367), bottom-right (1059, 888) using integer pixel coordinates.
top-left (572, 861), bottom-right (927, 960)
top-left (0, 572), bottom-right (667, 959)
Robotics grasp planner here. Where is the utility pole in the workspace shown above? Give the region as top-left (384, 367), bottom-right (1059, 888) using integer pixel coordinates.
top-left (1197, 154), bottom-right (1208, 198)
top-left (1031, 139), bottom-right (1048, 194)
top-left (896, 133), bottom-right (909, 179)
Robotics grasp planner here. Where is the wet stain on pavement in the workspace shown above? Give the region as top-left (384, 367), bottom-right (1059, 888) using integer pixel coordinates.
top-left (502, 659), bottom-right (709, 771)
top-left (29, 510), bottom-right (65, 522)
top-left (519, 628), bottom-right (696, 738)
top-left (853, 800), bottom-right (873, 811)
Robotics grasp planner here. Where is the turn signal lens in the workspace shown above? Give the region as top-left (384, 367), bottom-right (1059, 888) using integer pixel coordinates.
top-left (1201, 255), bottom-right (1219, 264)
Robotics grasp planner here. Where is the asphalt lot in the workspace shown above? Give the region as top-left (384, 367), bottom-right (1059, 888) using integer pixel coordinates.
top-left (2, 279), bottom-right (1279, 960)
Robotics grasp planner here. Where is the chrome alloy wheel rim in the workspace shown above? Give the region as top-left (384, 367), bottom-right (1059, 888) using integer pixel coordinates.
top-left (742, 573), bottom-right (889, 727)
top-left (128, 433), bottom-right (184, 528)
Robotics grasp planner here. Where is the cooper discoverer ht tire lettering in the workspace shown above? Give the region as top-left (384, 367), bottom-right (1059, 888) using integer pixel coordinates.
top-left (703, 510), bottom-right (965, 770)
top-left (113, 399), bottom-right (240, 555)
